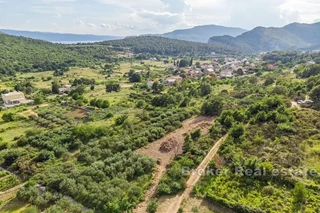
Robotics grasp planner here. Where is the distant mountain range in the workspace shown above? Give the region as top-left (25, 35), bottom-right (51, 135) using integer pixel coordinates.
top-left (208, 22), bottom-right (320, 52)
top-left (158, 25), bottom-right (247, 43)
top-left (3, 22), bottom-right (320, 53)
top-left (0, 29), bottom-right (122, 43)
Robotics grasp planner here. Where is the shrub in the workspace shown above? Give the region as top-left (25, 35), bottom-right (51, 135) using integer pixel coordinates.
top-left (147, 199), bottom-right (159, 213)
top-left (293, 182), bottom-right (307, 203)
top-left (201, 98), bottom-right (224, 116)
top-left (2, 112), bottom-right (16, 122)
top-left (229, 123), bottom-right (245, 140)
top-left (37, 150), bottom-right (55, 162)
top-left (115, 115), bottom-right (128, 126)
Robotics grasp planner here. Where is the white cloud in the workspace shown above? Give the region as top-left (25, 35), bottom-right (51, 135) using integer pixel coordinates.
top-left (2, 0), bottom-right (320, 36)
top-left (160, 0), bottom-right (191, 13)
top-left (137, 9), bottom-right (183, 25)
top-left (88, 23), bottom-right (96, 27)
top-left (280, 0), bottom-right (320, 24)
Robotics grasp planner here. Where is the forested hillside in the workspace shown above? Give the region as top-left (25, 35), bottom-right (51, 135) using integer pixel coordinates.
top-left (209, 22), bottom-right (320, 52)
top-left (208, 35), bottom-right (255, 52)
top-left (99, 36), bottom-right (243, 56)
top-left (0, 34), bottom-right (112, 75)
top-left (262, 51), bottom-right (320, 65)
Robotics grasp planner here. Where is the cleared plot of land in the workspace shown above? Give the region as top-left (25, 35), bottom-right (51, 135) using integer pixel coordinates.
top-left (156, 135), bottom-right (227, 213)
top-left (134, 116), bottom-right (215, 213)
top-left (85, 84), bottom-right (132, 104)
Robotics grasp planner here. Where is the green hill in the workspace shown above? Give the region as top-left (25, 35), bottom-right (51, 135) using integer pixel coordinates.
top-left (0, 34), bottom-right (112, 75)
top-left (209, 22), bottom-right (320, 52)
top-left (99, 36), bottom-right (244, 56)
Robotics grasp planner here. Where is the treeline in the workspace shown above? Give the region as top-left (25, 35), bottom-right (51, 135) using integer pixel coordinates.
top-left (99, 36), bottom-right (241, 56)
top-left (262, 51), bottom-right (320, 65)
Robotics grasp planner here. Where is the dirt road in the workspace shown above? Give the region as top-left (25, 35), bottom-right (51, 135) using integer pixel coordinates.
top-left (134, 116), bottom-right (215, 213)
top-left (157, 135), bottom-right (227, 213)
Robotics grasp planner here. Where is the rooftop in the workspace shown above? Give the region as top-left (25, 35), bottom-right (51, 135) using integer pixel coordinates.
top-left (2, 91), bottom-right (24, 97)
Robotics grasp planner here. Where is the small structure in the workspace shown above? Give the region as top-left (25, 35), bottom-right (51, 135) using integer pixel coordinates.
top-left (220, 70), bottom-right (233, 78)
top-left (165, 76), bottom-right (183, 86)
top-left (1, 92), bottom-right (33, 108)
top-left (59, 84), bottom-right (72, 94)
top-left (205, 68), bottom-right (214, 75)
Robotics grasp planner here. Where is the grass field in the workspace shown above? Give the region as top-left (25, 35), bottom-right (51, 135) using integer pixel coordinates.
top-left (85, 84), bottom-right (133, 105)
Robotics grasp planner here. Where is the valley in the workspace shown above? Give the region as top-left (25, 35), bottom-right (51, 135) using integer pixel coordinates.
top-left (0, 23), bottom-right (320, 213)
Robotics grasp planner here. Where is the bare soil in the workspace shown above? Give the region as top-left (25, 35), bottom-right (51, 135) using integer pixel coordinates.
top-left (156, 135), bottom-right (227, 213)
top-left (134, 116), bottom-right (215, 213)
top-left (66, 108), bottom-right (87, 118)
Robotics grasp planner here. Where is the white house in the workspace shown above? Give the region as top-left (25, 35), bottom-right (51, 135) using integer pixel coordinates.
top-left (1, 92), bottom-right (33, 108)
top-left (165, 76), bottom-right (183, 86)
top-left (59, 84), bottom-right (72, 94)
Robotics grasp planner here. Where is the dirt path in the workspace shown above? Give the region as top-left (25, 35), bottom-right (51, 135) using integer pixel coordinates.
top-left (157, 135), bottom-right (228, 213)
top-left (134, 116), bottom-right (215, 213)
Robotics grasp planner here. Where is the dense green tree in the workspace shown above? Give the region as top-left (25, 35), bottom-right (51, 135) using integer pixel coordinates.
top-left (199, 83), bottom-right (212, 96)
top-left (179, 59), bottom-right (189, 68)
top-left (152, 81), bottom-right (164, 94)
top-left (51, 81), bottom-right (61, 94)
top-left (129, 72), bottom-right (142, 83)
top-left (264, 77), bottom-right (275, 86)
top-left (310, 85), bottom-right (320, 102)
top-left (201, 98), bottom-right (224, 116)
top-left (106, 82), bottom-right (121, 92)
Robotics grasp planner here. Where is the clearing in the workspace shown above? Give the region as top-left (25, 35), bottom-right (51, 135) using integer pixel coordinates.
top-left (156, 135), bottom-right (227, 213)
top-left (134, 116), bottom-right (215, 213)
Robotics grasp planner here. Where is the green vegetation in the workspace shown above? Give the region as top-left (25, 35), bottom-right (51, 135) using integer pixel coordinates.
top-left (2, 32), bottom-right (320, 213)
top-left (0, 34), bottom-right (112, 76)
top-left (99, 36), bottom-right (242, 56)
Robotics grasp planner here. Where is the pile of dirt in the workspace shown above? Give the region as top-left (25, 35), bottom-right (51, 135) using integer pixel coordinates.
top-left (159, 138), bottom-right (178, 152)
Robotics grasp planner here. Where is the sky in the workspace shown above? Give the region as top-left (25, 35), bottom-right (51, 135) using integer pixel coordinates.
top-left (0, 0), bottom-right (320, 36)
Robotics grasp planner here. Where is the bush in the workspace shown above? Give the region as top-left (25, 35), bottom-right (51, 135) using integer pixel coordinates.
top-left (229, 123), bottom-right (245, 140)
top-left (37, 150), bottom-right (55, 162)
top-left (115, 115), bottom-right (128, 126)
top-left (147, 199), bottom-right (159, 213)
top-left (201, 98), bottom-right (224, 116)
top-left (2, 112), bottom-right (16, 122)
top-left (293, 182), bottom-right (307, 203)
